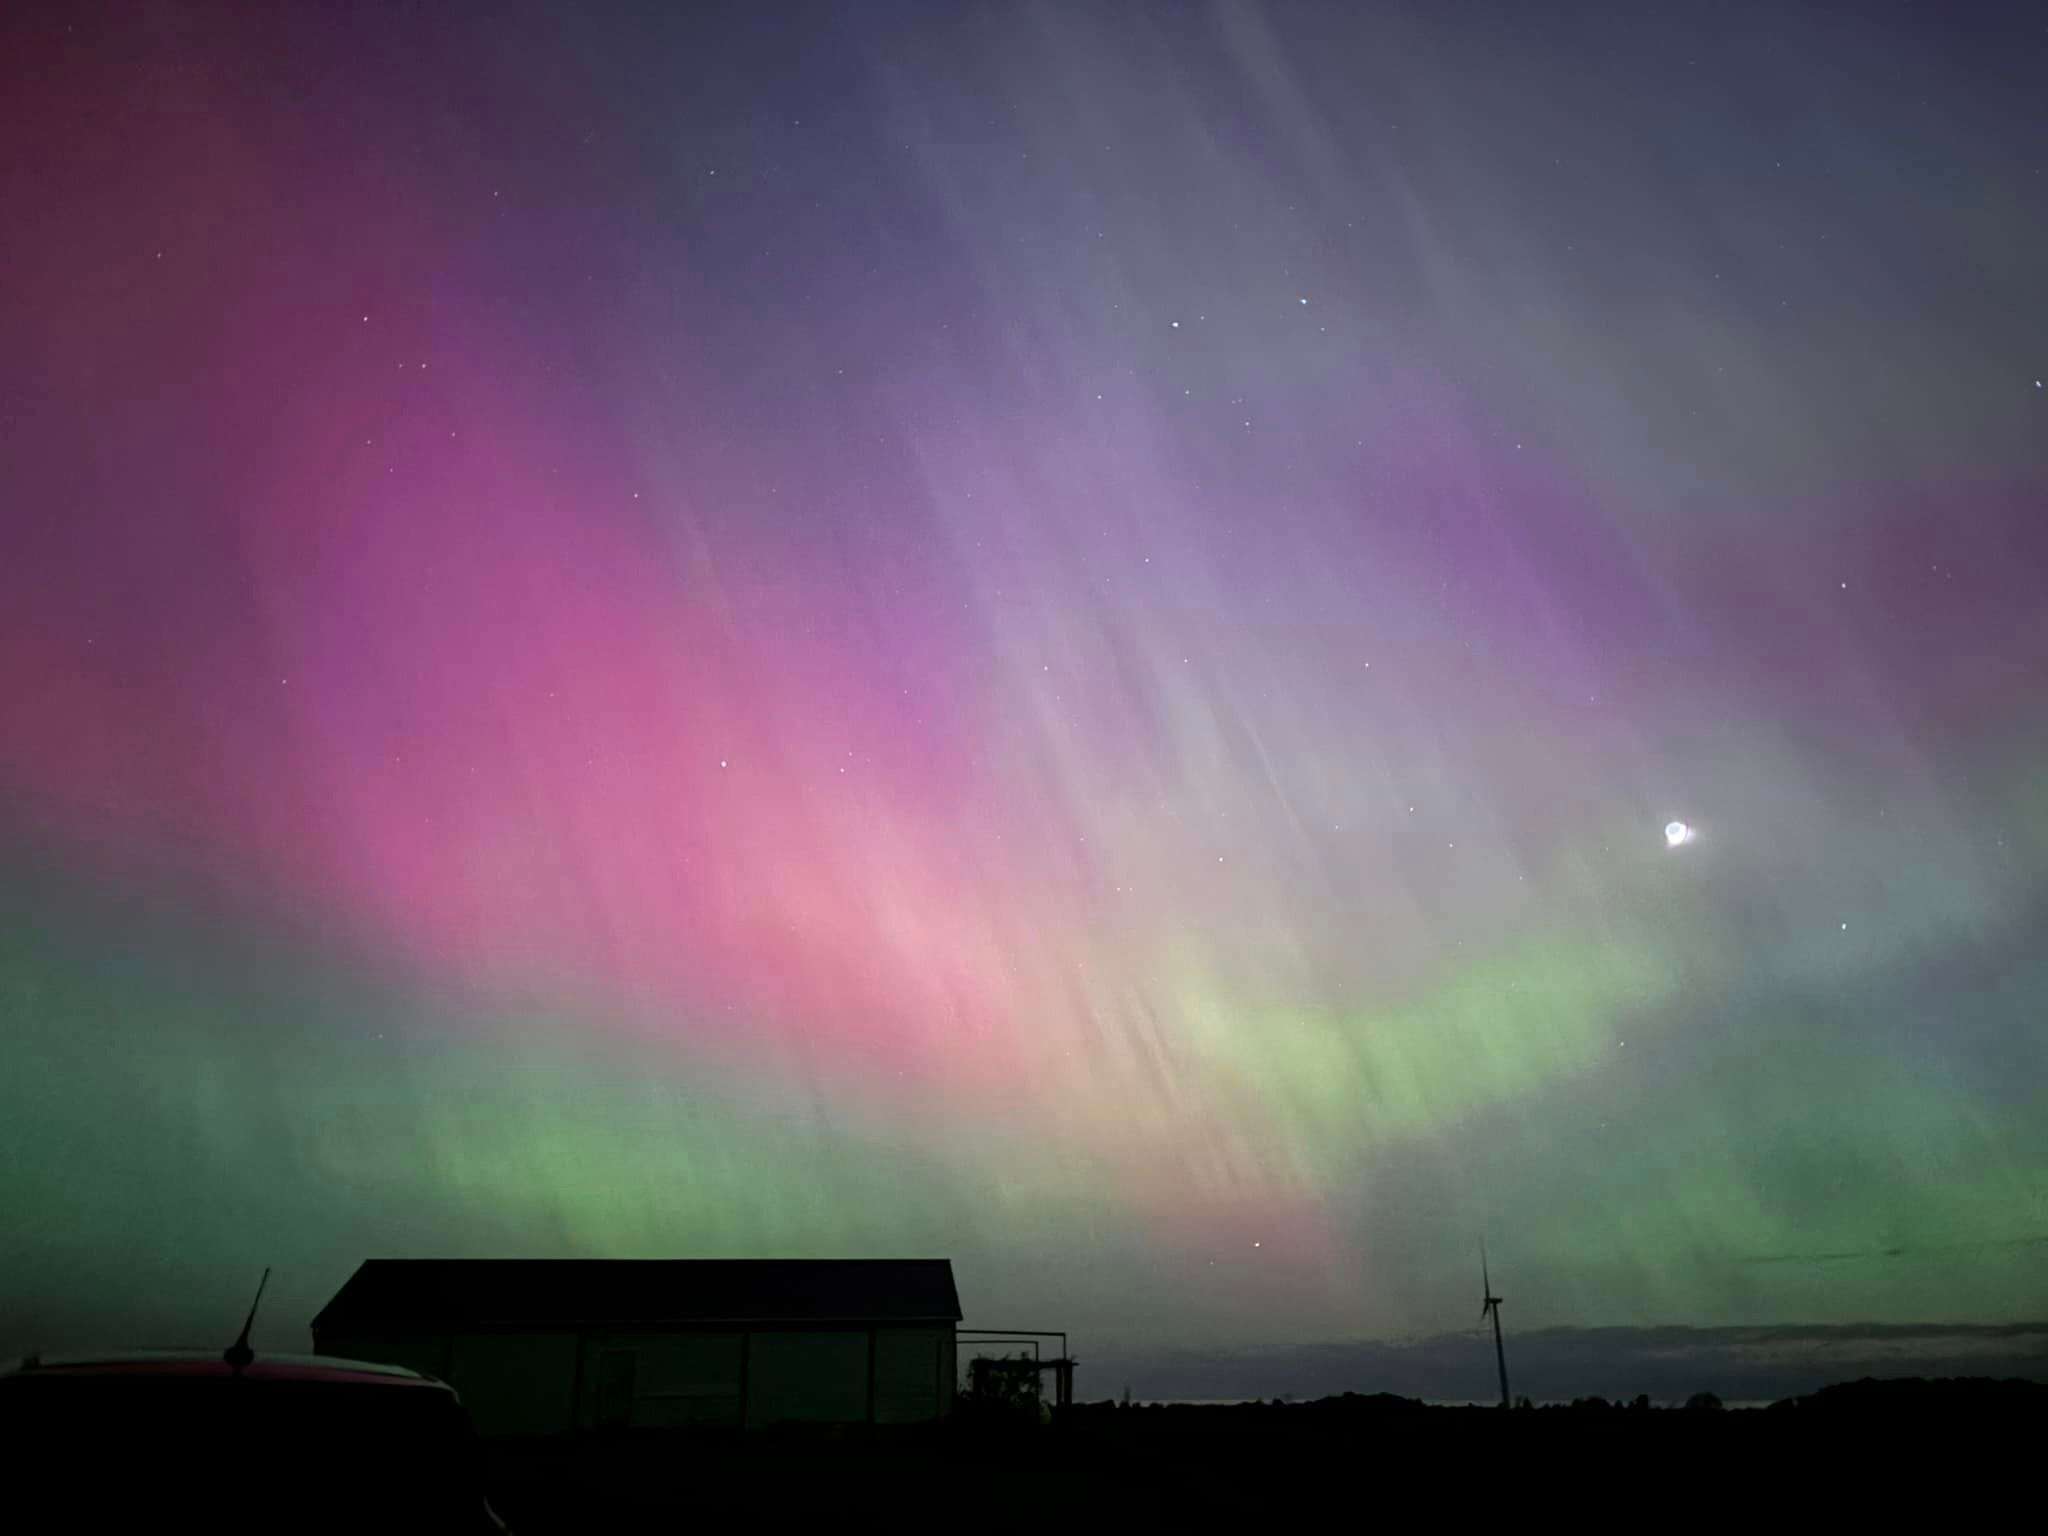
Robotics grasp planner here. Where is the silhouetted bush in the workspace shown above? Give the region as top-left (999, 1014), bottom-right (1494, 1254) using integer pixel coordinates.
top-left (955, 1354), bottom-right (1043, 1429)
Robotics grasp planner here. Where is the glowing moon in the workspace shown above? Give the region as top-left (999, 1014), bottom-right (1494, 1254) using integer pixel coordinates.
top-left (1665, 820), bottom-right (1694, 848)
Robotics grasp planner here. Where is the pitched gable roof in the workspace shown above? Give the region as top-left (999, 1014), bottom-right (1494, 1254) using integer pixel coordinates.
top-left (313, 1259), bottom-right (963, 1331)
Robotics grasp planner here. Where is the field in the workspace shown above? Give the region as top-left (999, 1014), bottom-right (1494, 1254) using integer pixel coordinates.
top-left (478, 1380), bottom-right (2045, 1528)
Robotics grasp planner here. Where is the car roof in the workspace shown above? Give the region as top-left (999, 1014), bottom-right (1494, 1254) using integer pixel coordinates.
top-left (0, 1351), bottom-right (452, 1389)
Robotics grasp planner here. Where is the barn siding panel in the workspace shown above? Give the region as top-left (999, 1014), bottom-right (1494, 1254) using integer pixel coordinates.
top-left (447, 1332), bottom-right (578, 1436)
top-left (873, 1327), bottom-right (945, 1423)
top-left (744, 1330), bottom-right (868, 1426)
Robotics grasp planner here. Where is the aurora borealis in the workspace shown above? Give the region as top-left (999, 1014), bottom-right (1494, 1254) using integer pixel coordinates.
top-left (3, 2), bottom-right (2045, 1377)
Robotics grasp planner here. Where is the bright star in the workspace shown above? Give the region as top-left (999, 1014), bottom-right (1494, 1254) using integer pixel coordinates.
top-left (1665, 820), bottom-right (1695, 848)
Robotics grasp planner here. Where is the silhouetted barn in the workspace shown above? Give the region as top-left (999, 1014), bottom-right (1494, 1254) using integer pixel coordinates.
top-left (310, 1259), bottom-right (962, 1435)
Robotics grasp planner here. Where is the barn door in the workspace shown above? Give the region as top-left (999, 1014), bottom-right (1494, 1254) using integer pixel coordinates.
top-left (595, 1348), bottom-right (637, 1430)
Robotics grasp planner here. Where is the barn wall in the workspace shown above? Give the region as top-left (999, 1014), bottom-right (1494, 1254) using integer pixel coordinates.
top-left (446, 1332), bottom-right (578, 1436)
top-left (318, 1317), bottom-right (964, 1434)
top-left (578, 1330), bottom-right (746, 1430)
top-left (873, 1327), bottom-right (948, 1423)
top-left (745, 1330), bottom-right (869, 1426)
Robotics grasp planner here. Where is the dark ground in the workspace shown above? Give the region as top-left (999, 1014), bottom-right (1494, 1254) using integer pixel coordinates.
top-left (478, 1378), bottom-right (2046, 1528)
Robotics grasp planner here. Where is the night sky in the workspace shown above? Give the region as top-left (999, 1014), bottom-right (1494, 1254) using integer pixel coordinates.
top-left (4, 2), bottom-right (2045, 1383)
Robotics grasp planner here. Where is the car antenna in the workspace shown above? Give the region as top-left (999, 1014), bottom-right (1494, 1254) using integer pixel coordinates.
top-left (223, 1267), bottom-right (271, 1374)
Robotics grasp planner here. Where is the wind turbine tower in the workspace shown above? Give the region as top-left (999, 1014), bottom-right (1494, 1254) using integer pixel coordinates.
top-left (1480, 1245), bottom-right (1511, 1409)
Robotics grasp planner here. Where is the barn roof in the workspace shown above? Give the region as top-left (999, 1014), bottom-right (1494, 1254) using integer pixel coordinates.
top-left (312, 1259), bottom-right (963, 1331)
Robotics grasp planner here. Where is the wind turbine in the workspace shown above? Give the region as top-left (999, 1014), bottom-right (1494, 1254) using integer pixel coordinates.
top-left (1480, 1243), bottom-right (1510, 1409)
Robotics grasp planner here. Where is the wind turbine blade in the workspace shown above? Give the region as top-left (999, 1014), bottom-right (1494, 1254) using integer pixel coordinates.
top-left (1481, 1240), bottom-right (1491, 1300)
